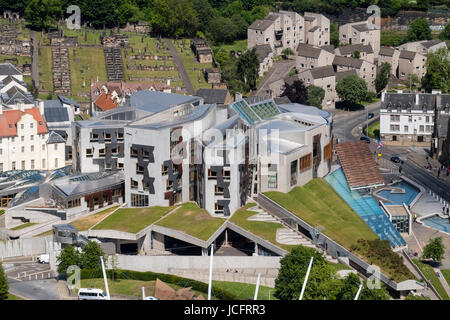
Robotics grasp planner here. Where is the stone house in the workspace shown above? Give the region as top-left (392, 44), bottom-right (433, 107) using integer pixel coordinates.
top-left (204, 68), bottom-right (221, 84)
top-left (297, 65), bottom-right (336, 109)
top-left (296, 43), bottom-right (335, 72)
top-left (334, 44), bottom-right (375, 64)
top-left (398, 50), bottom-right (426, 80)
top-left (339, 21), bottom-right (380, 56)
top-left (398, 39), bottom-right (447, 56)
top-left (254, 44), bottom-right (274, 77)
top-left (378, 46), bottom-right (401, 75)
top-left (332, 56), bottom-right (376, 91)
top-left (304, 12), bottom-right (330, 47)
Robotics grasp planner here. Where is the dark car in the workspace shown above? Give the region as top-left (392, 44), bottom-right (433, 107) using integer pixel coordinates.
top-left (368, 112), bottom-right (374, 119)
top-left (360, 136), bottom-right (370, 143)
top-left (390, 156), bottom-right (404, 164)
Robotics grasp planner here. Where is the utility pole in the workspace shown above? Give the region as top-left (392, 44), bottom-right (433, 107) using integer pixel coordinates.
top-left (207, 244), bottom-right (214, 300)
top-left (299, 257), bottom-right (314, 300)
top-left (354, 284), bottom-right (363, 300)
top-left (254, 273), bottom-right (261, 300)
top-left (100, 256), bottom-right (110, 300)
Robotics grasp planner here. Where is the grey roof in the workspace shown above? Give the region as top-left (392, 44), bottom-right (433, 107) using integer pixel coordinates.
top-left (265, 13), bottom-right (279, 21)
top-left (335, 69), bottom-right (357, 82)
top-left (57, 95), bottom-right (79, 107)
top-left (254, 44), bottom-right (273, 62)
top-left (308, 26), bottom-right (320, 32)
top-left (399, 50), bottom-right (416, 60)
top-left (248, 19), bottom-right (273, 31)
top-left (278, 103), bottom-right (332, 122)
top-left (196, 88), bottom-right (229, 105)
top-left (44, 103), bottom-right (69, 122)
top-left (309, 65), bottom-right (335, 79)
top-left (304, 16), bottom-right (315, 22)
top-left (439, 114), bottom-right (450, 138)
top-left (53, 171), bottom-right (124, 198)
top-left (130, 90), bottom-right (200, 114)
top-left (296, 43), bottom-right (322, 58)
top-left (338, 44), bottom-right (374, 55)
top-left (333, 56), bottom-right (364, 69)
top-left (0, 63), bottom-right (21, 76)
top-left (381, 93), bottom-right (441, 111)
top-left (2, 75), bottom-right (25, 86)
top-left (321, 45), bottom-right (335, 53)
top-left (2, 86), bottom-right (34, 105)
top-left (47, 130), bottom-right (66, 144)
top-left (352, 23), bottom-right (369, 32)
top-left (422, 39), bottom-right (443, 49)
top-left (379, 46), bottom-right (395, 57)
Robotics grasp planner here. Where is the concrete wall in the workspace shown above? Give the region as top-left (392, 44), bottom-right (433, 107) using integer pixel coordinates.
top-left (0, 236), bottom-right (60, 258)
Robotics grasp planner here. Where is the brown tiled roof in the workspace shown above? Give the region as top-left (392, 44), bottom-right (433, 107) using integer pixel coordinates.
top-left (94, 92), bottom-right (119, 111)
top-left (0, 108), bottom-right (48, 138)
top-left (334, 141), bottom-right (384, 189)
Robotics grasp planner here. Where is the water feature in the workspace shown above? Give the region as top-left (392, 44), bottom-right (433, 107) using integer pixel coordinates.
top-left (375, 181), bottom-right (420, 205)
top-left (422, 215), bottom-right (450, 234)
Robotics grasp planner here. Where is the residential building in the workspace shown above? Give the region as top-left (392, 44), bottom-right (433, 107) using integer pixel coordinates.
top-left (332, 56), bottom-right (377, 91)
top-left (380, 92), bottom-right (437, 146)
top-left (254, 44), bottom-right (274, 77)
top-left (304, 12), bottom-right (330, 47)
top-left (398, 50), bottom-right (426, 80)
top-left (378, 46), bottom-right (400, 76)
top-left (195, 88), bottom-right (233, 106)
top-left (398, 39), bottom-right (447, 56)
top-left (339, 21), bottom-right (380, 56)
top-left (334, 44), bottom-right (375, 64)
top-left (296, 43), bottom-right (335, 72)
top-left (297, 65), bottom-right (336, 109)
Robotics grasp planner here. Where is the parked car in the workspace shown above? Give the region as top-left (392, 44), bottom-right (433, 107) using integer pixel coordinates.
top-left (360, 136), bottom-right (370, 143)
top-left (368, 112), bottom-right (374, 119)
top-left (390, 156), bottom-right (404, 164)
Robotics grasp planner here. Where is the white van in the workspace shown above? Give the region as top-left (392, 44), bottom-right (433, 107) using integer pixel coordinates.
top-left (36, 254), bottom-right (50, 264)
top-left (78, 288), bottom-right (108, 300)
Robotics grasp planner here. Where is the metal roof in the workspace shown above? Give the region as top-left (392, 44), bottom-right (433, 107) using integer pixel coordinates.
top-left (44, 102), bottom-right (69, 122)
top-left (0, 63), bottom-right (22, 76)
top-left (130, 90), bottom-right (200, 114)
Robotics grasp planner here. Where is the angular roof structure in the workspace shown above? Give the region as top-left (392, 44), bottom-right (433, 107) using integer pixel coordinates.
top-left (248, 19), bottom-right (273, 31)
top-left (334, 141), bottom-right (384, 190)
top-left (296, 43), bottom-right (322, 58)
top-left (333, 56), bottom-right (364, 69)
top-left (195, 88), bottom-right (229, 105)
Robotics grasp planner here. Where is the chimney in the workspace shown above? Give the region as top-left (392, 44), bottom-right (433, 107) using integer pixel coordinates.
top-left (381, 90), bottom-right (386, 102)
top-left (415, 93), bottom-right (419, 105)
top-left (38, 100), bottom-right (44, 115)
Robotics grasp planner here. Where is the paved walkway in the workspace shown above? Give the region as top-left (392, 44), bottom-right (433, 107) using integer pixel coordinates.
top-left (407, 148), bottom-right (450, 184)
top-left (434, 268), bottom-right (450, 297)
top-left (164, 38), bottom-right (195, 95)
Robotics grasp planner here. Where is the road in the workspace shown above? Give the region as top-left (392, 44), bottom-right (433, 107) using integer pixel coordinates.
top-left (332, 102), bottom-right (450, 203)
top-left (164, 38), bottom-right (195, 95)
top-left (251, 59), bottom-right (296, 96)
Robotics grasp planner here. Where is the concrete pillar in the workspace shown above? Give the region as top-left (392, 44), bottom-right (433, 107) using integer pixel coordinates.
top-left (254, 242), bottom-right (258, 256)
top-left (152, 232), bottom-right (165, 251)
top-left (225, 229), bottom-right (228, 247)
top-left (202, 248), bottom-right (208, 256)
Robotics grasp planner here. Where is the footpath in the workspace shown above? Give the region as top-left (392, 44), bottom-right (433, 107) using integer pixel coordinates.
top-left (406, 149), bottom-right (450, 184)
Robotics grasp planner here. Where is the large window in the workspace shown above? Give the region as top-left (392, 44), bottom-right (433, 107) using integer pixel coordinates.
top-left (323, 142), bottom-right (332, 161)
top-left (68, 198), bottom-right (81, 208)
top-left (290, 160), bottom-right (298, 186)
top-left (130, 178), bottom-right (138, 189)
top-left (131, 193), bottom-right (148, 207)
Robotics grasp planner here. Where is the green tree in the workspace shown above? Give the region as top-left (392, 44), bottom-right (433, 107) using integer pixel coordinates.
top-left (359, 282), bottom-right (390, 300)
top-left (330, 22), bottom-right (339, 47)
top-left (0, 262), bottom-right (8, 300)
top-left (439, 23), bottom-right (450, 41)
top-left (407, 18), bottom-right (432, 42)
top-left (351, 50), bottom-right (361, 59)
top-left (307, 85), bottom-right (325, 109)
top-left (334, 272), bottom-right (361, 300)
top-left (274, 246), bottom-right (335, 300)
top-left (208, 17), bottom-right (238, 44)
top-left (282, 48), bottom-right (294, 56)
top-left (237, 47), bottom-right (259, 90)
top-left (421, 47), bottom-right (450, 93)
top-left (281, 79), bottom-right (308, 105)
top-left (375, 62), bottom-right (391, 94)
top-left (422, 237), bottom-right (445, 263)
top-left (24, 0), bottom-right (63, 31)
top-left (193, 0), bottom-right (217, 33)
top-left (81, 241), bottom-right (105, 270)
top-left (406, 73), bottom-right (420, 90)
top-left (405, 293), bottom-right (430, 300)
top-left (57, 245), bottom-right (81, 276)
top-left (336, 74), bottom-right (368, 106)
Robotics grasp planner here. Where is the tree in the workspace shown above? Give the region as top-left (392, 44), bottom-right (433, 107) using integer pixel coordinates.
top-left (274, 246), bottom-right (334, 300)
top-left (236, 47), bottom-right (259, 90)
top-left (422, 237), bottom-right (445, 264)
top-left (405, 293), bottom-right (430, 300)
top-left (24, 0), bottom-right (63, 31)
top-left (351, 50), bottom-right (361, 59)
top-left (407, 18), bottom-right (432, 42)
top-left (193, 0), bottom-right (217, 33)
top-left (281, 79), bottom-right (308, 104)
top-left (421, 47), bottom-right (450, 93)
top-left (330, 22), bottom-right (339, 47)
top-left (406, 73), bottom-right (420, 90)
top-left (208, 17), bottom-right (238, 44)
top-left (0, 262), bottom-right (8, 300)
top-left (57, 245), bottom-right (81, 276)
top-left (81, 241), bottom-right (105, 270)
top-left (282, 48), bottom-right (294, 56)
top-left (336, 75), bottom-right (368, 106)
top-left (439, 23), bottom-right (450, 41)
top-left (307, 85), bottom-right (325, 109)
top-left (375, 62), bottom-right (391, 94)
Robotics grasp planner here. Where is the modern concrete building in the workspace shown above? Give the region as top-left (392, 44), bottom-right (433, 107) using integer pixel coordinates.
top-left (339, 21), bottom-right (380, 56)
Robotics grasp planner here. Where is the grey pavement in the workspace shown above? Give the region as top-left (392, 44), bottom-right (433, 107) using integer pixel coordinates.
top-left (164, 38), bottom-right (195, 95)
top-left (9, 279), bottom-right (59, 300)
top-left (251, 59), bottom-right (295, 97)
top-left (434, 267), bottom-right (450, 297)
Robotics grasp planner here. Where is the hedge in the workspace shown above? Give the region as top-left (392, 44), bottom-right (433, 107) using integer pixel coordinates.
top-left (80, 268), bottom-right (238, 300)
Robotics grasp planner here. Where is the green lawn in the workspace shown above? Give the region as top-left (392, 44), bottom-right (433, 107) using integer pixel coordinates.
top-left (412, 259), bottom-right (450, 300)
top-left (7, 293), bottom-right (22, 300)
top-left (173, 39), bottom-right (213, 91)
top-left (363, 120), bottom-right (380, 139)
top-left (0, 209), bottom-right (4, 216)
top-left (264, 179), bottom-right (379, 249)
top-left (11, 222), bottom-right (37, 231)
top-left (69, 47), bottom-right (108, 101)
top-left (441, 269), bottom-right (450, 288)
top-left (61, 26), bottom-right (104, 45)
top-left (212, 40), bottom-right (248, 56)
top-left (0, 55), bottom-right (31, 67)
top-left (71, 205), bottom-right (119, 231)
top-left (212, 280), bottom-right (277, 300)
top-left (92, 206), bottom-right (175, 233)
top-left (37, 46), bottom-right (53, 93)
top-left (229, 203), bottom-right (297, 252)
top-left (156, 203), bottom-right (225, 241)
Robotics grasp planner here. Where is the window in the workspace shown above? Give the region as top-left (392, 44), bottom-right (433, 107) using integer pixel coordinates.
top-left (11, 137), bottom-right (14, 143)
top-left (161, 164), bottom-right (169, 175)
top-left (390, 115), bottom-right (400, 122)
top-left (21, 124), bottom-right (24, 129)
top-left (12, 161), bottom-right (16, 170)
top-left (30, 135), bottom-right (34, 141)
top-left (130, 147), bottom-right (138, 158)
top-left (31, 145), bottom-right (34, 152)
top-left (300, 153), bottom-right (312, 171)
top-left (31, 159), bottom-right (35, 169)
top-left (130, 178), bottom-right (138, 189)
top-left (214, 203), bottom-right (224, 214)
top-left (404, 126), bottom-right (408, 132)
top-left (42, 144), bottom-right (45, 151)
top-left (42, 159), bottom-right (46, 168)
top-left (68, 198), bottom-right (81, 208)
top-left (54, 158), bottom-right (58, 168)
top-left (90, 132), bottom-right (99, 141)
top-left (214, 185), bottom-right (224, 195)
top-left (117, 131), bottom-right (124, 140)
top-left (0, 148), bottom-right (2, 155)
top-left (21, 160), bottom-right (25, 170)
top-left (408, 116), bottom-right (412, 122)
top-left (419, 125), bottom-right (424, 132)
top-left (390, 124), bottom-right (400, 131)
top-left (30, 123), bottom-right (33, 128)
top-left (0, 163), bottom-right (3, 171)
top-left (268, 171), bottom-right (277, 189)
top-left (136, 163), bottom-right (145, 174)
top-left (21, 136), bottom-right (24, 142)
top-left (426, 116), bottom-right (429, 123)
top-left (131, 193), bottom-right (148, 207)
top-left (99, 148), bottom-right (105, 157)
top-left (86, 148), bottom-right (93, 158)
top-left (166, 179), bottom-right (173, 190)
top-left (54, 144), bottom-right (58, 151)
top-left (290, 160), bottom-right (298, 186)
top-left (208, 168), bottom-right (217, 179)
